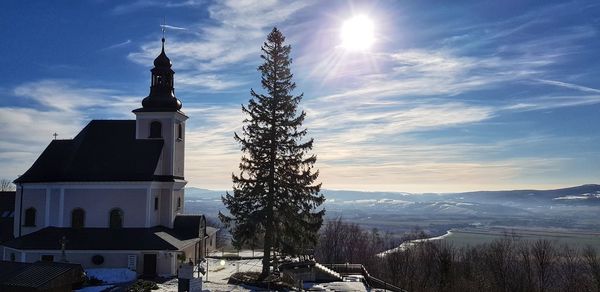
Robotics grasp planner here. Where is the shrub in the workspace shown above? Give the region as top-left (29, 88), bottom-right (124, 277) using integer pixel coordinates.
top-left (127, 279), bottom-right (159, 292)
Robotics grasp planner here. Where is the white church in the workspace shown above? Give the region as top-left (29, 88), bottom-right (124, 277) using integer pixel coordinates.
top-left (0, 37), bottom-right (217, 277)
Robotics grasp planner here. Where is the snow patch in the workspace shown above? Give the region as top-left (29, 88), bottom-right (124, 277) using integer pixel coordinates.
top-left (85, 268), bottom-right (136, 284)
top-left (553, 192), bottom-right (600, 200)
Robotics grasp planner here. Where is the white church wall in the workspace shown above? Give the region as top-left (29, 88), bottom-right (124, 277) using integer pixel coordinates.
top-left (49, 188), bottom-right (61, 226)
top-left (157, 251), bottom-right (177, 276)
top-left (63, 188), bottom-right (147, 228)
top-left (174, 121), bottom-right (185, 178)
top-left (17, 250), bottom-right (177, 275)
top-left (174, 189), bottom-right (184, 216)
top-left (151, 188), bottom-right (161, 226)
top-left (19, 188), bottom-right (46, 236)
top-left (2, 246), bottom-right (24, 262)
top-left (13, 188), bottom-right (21, 237)
top-left (160, 188), bottom-right (173, 228)
top-left (136, 115), bottom-right (175, 176)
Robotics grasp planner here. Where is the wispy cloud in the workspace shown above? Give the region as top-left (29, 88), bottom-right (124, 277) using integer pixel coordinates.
top-left (535, 79), bottom-right (600, 94)
top-left (177, 73), bottom-right (247, 91)
top-left (112, 0), bottom-right (204, 15)
top-left (161, 24), bottom-right (187, 31)
top-left (100, 40), bottom-right (132, 51)
top-left (13, 80), bottom-right (115, 112)
top-left (1, 80), bottom-right (142, 180)
top-left (128, 0), bottom-right (314, 91)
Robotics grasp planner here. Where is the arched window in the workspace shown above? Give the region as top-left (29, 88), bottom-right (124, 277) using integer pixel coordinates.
top-left (177, 123), bottom-right (183, 140)
top-left (177, 197), bottom-right (181, 210)
top-left (24, 208), bottom-right (36, 226)
top-left (149, 121), bottom-right (162, 138)
top-left (109, 208), bottom-right (123, 229)
top-left (71, 208), bottom-right (85, 228)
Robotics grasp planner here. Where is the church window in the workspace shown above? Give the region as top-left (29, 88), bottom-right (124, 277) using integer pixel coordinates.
top-left (24, 208), bottom-right (36, 226)
top-left (149, 121), bottom-right (162, 138)
top-left (177, 197), bottom-right (181, 210)
top-left (154, 197), bottom-right (159, 210)
top-left (109, 208), bottom-right (123, 229)
top-left (71, 208), bottom-right (85, 228)
top-left (177, 123), bottom-right (183, 140)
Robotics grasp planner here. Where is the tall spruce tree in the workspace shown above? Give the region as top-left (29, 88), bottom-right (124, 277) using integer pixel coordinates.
top-left (219, 27), bottom-right (324, 278)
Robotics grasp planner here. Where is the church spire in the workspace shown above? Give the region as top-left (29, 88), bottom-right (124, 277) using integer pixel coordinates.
top-left (135, 37), bottom-right (182, 112)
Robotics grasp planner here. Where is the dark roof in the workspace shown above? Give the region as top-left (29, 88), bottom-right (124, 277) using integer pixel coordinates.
top-left (0, 261), bottom-right (29, 283)
top-left (0, 261), bottom-right (83, 290)
top-left (0, 192), bottom-right (15, 243)
top-left (2, 227), bottom-right (199, 251)
top-left (15, 120), bottom-right (164, 183)
top-left (173, 214), bottom-right (205, 239)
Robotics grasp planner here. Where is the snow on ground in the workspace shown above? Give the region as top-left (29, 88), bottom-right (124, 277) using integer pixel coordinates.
top-left (156, 278), bottom-right (254, 292)
top-left (305, 281), bottom-right (367, 291)
top-left (203, 257), bottom-right (263, 284)
top-left (155, 250), bottom-right (372, 291)
top-left (156, 253), bottom-right (263, 291)
top-left (85, 268), bottom-right (137, 284)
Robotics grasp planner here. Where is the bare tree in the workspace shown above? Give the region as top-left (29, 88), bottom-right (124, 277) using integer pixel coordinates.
top-left (584, 246), bottom-right (600, 292)
top-left (531, 239), bottom-right (556, 292)
top-left (558, 245), bottom-right (586, 292)
top-left (0, 179), bottom-right (15, 191)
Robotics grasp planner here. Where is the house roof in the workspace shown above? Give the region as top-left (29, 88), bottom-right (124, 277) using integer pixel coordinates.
top-left (14, 120), bottom-right (164, 183)
top-left (2, 226), bottom-right (200, 251)
top-left (173, 214), bottom-right (205, 239)
top-left (0, 261), bottom-right (83, 289)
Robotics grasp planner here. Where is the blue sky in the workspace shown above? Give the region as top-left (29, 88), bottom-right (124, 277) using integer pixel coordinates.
top-left (0, 0), bottom-right (599, 192)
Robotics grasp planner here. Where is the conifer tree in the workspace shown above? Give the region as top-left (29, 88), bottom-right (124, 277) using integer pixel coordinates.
top-left (220, 27), bottom-right (324, 278)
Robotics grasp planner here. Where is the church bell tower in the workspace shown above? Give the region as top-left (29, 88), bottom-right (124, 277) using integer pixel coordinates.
top-left (133, 37), bottom-right (187, 180)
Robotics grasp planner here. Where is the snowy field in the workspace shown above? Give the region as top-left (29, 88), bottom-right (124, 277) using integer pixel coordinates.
top-left (157, 254), bottom-right (263, 291)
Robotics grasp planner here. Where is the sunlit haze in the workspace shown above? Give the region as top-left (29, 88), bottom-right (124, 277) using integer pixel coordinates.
top-left (340, 15), bottom-right (375, 51)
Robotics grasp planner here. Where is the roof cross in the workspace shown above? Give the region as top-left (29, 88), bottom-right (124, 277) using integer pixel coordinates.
top-left (53, 133), bottom-right (58, 140)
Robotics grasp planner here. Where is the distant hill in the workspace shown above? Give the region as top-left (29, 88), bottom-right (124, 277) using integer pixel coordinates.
top-left (185, 184), bottom-right (600, 218)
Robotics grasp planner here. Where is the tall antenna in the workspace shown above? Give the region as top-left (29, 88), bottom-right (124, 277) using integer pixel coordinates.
top-left (162, 16), bottom-right (166, 39)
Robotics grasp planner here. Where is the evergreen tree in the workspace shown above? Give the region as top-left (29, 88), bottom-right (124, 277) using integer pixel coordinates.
top-left (219, 27), bottom-right (324, 278)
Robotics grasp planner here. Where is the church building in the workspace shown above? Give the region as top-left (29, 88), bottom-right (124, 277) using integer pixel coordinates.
top-left (0, 37), bottom-right (217, 277)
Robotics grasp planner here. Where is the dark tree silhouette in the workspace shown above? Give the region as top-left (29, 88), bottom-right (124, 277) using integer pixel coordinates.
top-left (220, 27), bottom-right (324, 278)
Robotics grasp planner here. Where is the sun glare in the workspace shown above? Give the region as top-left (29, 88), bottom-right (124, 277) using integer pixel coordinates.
top-left (340, 15), bottom-right (375, 51)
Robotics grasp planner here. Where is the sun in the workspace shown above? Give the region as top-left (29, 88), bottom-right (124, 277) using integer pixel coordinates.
top-left (340, 15), bottom-right (375, 51)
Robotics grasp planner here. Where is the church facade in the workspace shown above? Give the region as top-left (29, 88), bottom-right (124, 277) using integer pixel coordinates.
top-left (0, 37), bottom-right (217, 277)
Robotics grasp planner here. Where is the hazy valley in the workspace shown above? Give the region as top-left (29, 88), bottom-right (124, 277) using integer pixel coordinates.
top-left (185, 184), bottom-right (600, 249)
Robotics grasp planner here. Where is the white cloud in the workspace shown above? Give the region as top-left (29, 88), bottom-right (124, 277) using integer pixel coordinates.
top-left (100, 40), bottom-right (132, 51)
top-left (177, 74), bottom-right (247, 91)
top-left (127, 0), bottom-right (314, 90)
top-left (0, 80), bottom-right (139, 180)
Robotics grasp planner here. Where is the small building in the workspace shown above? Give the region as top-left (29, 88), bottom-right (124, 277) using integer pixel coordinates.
top-left (1, 37), bottom-right (217, 276)
top-left (0, 260), bottom-right (84, 292)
